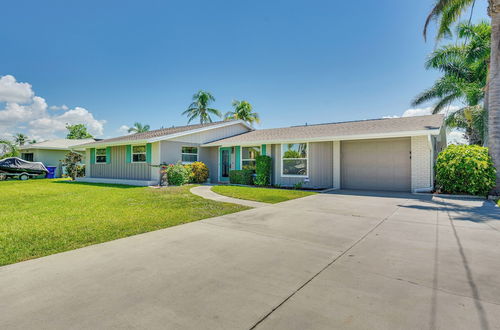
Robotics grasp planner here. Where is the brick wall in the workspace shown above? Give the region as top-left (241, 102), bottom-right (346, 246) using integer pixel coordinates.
top-left (411, 136), bottom-right (432, 191)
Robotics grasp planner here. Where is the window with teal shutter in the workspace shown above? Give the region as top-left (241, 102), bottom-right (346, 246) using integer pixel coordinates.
top-left (106, 147), bottom-right (111, 164)
top-left (126, 145), bottom-right (132, 163)
top-left (90, 148), bottom-right (96, 164)
top-left (146, 143), bottom-right (152, 164)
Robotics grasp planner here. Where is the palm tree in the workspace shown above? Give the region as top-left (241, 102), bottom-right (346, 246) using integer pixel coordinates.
top-left (14, 133), bottom-right (28, 146)
top-left (225, 100), bottom-right (260, 125)
top-left (128, 122), bottom-right (150, 134)
top-left (413, 22), bottom-right (489, 144)
top-left (423, 0), bottom-right (500, 189)
top-left (182, 90), bottom-right (221, 124)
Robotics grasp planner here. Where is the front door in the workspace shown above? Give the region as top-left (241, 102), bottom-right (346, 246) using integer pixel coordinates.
top-left (219, 147), bottom-right (232, 182)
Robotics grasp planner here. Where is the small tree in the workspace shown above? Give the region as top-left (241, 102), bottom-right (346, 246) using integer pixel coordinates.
top-left (66, 124), bottom-right (93, 139)
top-left (61, 151), bottom-right (83, 180)
top-left (0, 140), bottom-right (19, 158)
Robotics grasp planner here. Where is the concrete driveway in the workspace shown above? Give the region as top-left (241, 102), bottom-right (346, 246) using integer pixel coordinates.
top-left (1, 191), bottom-right (499, 329)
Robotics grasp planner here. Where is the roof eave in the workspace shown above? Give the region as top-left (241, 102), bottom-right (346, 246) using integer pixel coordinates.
top-left (201, 129), bottom-right (441, 147)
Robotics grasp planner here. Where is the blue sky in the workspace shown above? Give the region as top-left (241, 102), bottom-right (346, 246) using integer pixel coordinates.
top-left (0, 0), bottom-right (490, 139)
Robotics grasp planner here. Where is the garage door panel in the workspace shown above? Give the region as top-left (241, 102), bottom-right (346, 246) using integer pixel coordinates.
top-left (341, 138), bottom-right (411, 192)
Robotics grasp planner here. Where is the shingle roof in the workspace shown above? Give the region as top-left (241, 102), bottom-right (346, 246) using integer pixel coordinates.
top-left (81, 120), bottom-right (246, 147)
top-left (20, 139), bottom-right (96, 150)
top-left (204, 115), bottom-right (444, 146)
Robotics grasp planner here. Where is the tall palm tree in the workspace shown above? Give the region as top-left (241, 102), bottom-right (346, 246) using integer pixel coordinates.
top-left (14, 133), bottom-right (28, 146)
top-left (423, 0), bottom-right (500, 189)
top-left (225, 100), bottom-right (260, 125)
top-left (413, 22), bottom-right (489, 114)
top-left (128, 122), bottom-right (150, 134)
top-left (182, 90), bottom-right (221, 124)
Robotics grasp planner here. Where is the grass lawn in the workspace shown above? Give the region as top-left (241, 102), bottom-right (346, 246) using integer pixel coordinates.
top-left (0, 179), bottom-right (248, 266)
top-left (211, 185), bottom-right (316, 204)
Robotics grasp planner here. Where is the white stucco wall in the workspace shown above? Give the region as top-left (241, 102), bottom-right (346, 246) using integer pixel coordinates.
top-left (411, 135), bottom-right (432, 192)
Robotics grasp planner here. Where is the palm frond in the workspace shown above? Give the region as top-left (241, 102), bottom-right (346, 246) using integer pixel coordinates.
top-left (424, 0), bottom-right (475, 41)
top-left (433, 93), bottom-right (460, 114)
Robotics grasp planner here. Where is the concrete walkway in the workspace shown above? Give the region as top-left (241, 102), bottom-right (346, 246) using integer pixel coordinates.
top-left (190, 185), bottom-right (270, 208)
top-left (1, 191), bottom-right (499, 329)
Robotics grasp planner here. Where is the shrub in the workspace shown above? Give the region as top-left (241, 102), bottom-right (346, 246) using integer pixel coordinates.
top-left (435, 145), bottom-right (496, 196)
top-left (254, 155), bottom-right (272, 186)
top-left (184, 161), bottom-right (209, 183)
top-left (165, 163), bottom-right (189, 186)
top-left (229, 169), bottom-right (254, 185)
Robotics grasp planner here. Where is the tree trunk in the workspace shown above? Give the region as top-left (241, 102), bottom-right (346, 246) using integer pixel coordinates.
top-left (488, 0), bottom-right (500, 193)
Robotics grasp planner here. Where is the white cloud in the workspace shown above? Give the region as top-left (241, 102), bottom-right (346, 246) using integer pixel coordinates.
top-left (447, 130), bottom-right (468, 145)
top-left (49, 104), bottom-right (69, 111)
top-left (384, 105), bottom-right (462, 119)
top-left (0, 74), bottom-right (106, 140)
top-left (402, 107), bottom-right (433, 117)
top-left (118, 125), bottom-right (131, 135)
top-left (0, 75), bottom-right (34, 103)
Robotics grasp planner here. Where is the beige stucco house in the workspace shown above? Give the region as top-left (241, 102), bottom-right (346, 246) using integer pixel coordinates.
top-left (77, 115), bottom-right (445, 192)
top-left (19, 139), bottom-right (95, 177)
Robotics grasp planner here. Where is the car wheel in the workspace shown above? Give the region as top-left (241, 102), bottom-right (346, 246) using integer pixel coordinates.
top-left (19, 174), bottom-right (29, 181)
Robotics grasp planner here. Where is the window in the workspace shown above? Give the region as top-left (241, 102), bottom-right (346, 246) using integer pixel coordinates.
top-left (282, 143), bottom-right (308, 176)
top-left (242, 146), bottom-right (261, 171)
top-left (95, 148), bottom-right (107, 163)
top-left (132, 145), bottom-right (147, 162)
top-left (21, 153), bottom-right (34, 162)
top-left (181, 146), bottom-right (198, 163)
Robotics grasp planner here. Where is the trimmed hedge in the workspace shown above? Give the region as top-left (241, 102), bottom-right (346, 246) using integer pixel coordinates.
top-left (254, 155), bottom-right (272, 186)
top-left (435, 145), bottom-right (496, 196)
top-left (229, 169), bottom-right (254, 185)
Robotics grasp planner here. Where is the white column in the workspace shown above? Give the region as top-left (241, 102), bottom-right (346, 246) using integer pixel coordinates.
top-left (150, 142), bottom-right (161, 183)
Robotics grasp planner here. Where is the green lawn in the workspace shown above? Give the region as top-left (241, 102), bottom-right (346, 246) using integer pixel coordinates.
top-left (0, 179), bottom-right (248, 266)
top-left (211, 185), bottom-right (316, 204)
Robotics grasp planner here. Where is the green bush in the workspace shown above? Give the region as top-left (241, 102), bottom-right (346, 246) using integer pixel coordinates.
top-left (435, 145), bottom-right (496, 196)
top-left (184, 161), bottom-right (209, 183)
top-left (229, 169), bottom-right (254, 185)
top-left (165, 163), bottom-right (189, 186)
top-left (254, 155), bottom-right (272, 186)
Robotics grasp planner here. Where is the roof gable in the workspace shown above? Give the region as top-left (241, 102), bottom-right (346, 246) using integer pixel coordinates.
top-left (80, 120), bottom-right (253, 148)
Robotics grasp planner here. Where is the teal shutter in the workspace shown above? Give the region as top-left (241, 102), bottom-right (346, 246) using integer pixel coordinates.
top-left (126, 145), bottom-right (132, 163)
top-left (90, 148), bottom-right (95, 164)
top-left (106, 147), bottom-right (111, 164)
top-left (146, 143), bottom-right (152, 164)
top-left (235, 146), bottom-right (241, 170)
top-left (261, 144), bottom-right (267, 156)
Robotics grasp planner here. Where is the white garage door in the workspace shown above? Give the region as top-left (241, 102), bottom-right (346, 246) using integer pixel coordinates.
top-left (341, 138), bottom-right (411, 192)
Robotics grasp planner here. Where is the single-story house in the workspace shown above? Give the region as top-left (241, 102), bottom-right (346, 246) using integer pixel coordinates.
top-left (19, 138), bottom-right (95, 177)
top-left (77, 115), bottom-right (445, 192)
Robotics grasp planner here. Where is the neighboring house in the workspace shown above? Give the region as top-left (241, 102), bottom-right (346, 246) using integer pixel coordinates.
top-left (19, 139), bottom-right (95, 177)
top-left (78, 115), bottom-right (446, 192)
